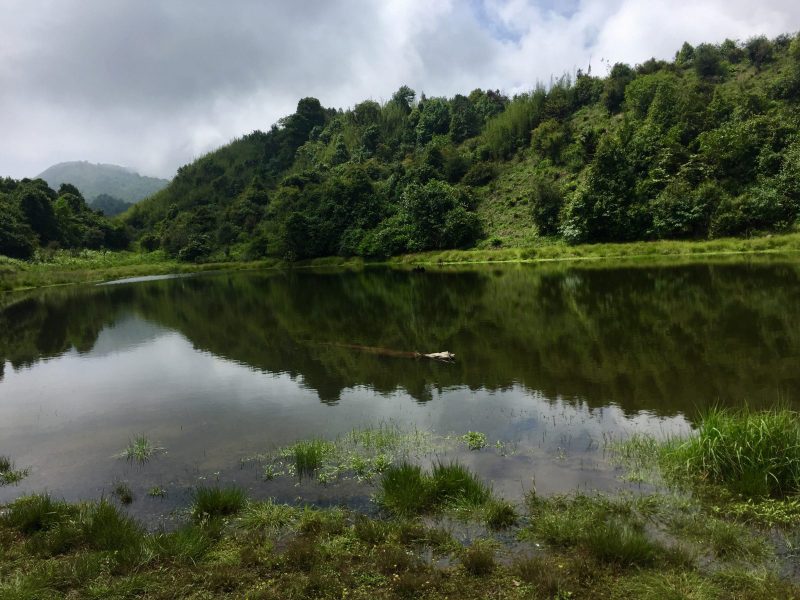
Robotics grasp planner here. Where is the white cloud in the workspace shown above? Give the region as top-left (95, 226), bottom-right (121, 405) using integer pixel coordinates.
top-left (0, 0), bottom-right (798, 179)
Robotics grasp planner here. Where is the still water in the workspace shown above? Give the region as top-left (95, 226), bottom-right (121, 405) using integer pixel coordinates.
top-left (1, 260), bottom-right (799, 524)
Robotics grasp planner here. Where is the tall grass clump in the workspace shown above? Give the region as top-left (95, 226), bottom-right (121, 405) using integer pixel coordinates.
top-left (284, 439), bottom-right (334, 478)
top-left (430, 462), bottom-right (491, 507)
top-left (3, 494), bottom-right (76, 534)
top-left (191, 486), bottom-right (247, 521)
top-left (378, 461), bottom-right (492, 516)
top-left (378, 463), bottom-right (432, 516)
top-left (664, 407), bottom-right (800, 497)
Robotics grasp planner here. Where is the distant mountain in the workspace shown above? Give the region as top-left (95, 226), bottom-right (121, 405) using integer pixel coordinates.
top-left (36, 161), bottom-right (169, 208)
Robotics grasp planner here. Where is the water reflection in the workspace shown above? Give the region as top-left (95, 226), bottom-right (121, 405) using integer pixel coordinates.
top-left (2, 262), bottom-right (799, 413)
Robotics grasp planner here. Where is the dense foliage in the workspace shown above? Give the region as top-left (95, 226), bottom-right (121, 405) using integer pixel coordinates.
top-left (4, 34), bottom-right (799, 262)
top-left (0, 178), bottom-right (129, 258)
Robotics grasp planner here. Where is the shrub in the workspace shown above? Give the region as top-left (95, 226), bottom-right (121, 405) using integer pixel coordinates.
top-left (710, 185), bottom-right (798, 237)
top-left (531, 179), bottom-right (564, 237)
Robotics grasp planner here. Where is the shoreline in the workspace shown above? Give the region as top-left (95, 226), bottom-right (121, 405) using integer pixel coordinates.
top-left (2, 232), bottom-right (800, 293)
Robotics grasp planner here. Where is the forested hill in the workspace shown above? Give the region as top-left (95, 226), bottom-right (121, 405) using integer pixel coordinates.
top-left (124, 34), bottom-right (800, 262)
top-left (37, 162), bottom-right (169, 215)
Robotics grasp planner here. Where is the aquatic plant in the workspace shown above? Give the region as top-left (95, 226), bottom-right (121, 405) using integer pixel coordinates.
top-left (191, 486), bottom-right (247, 522)
top-left (113, 482), bottom-right (134, 505)
top-left (119, 434), bottom-right (164, 464)
top-left (663, 407), bottom-right (800, 497)
top-left (0, 456), bottom-right (28, 486)
top-left (460, 431), bottom-right (488, 450)
top-left (282, 439), bottom-right (335, 478)
top-left (147, 486), bottom-right (167, 498)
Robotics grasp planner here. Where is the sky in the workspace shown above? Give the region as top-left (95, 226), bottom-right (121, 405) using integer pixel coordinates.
top-left (1, 0), bottom-right (799, 180)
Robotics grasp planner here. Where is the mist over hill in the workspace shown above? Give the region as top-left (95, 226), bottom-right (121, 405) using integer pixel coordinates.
top-left (36, 161), bottom-right (169, 211)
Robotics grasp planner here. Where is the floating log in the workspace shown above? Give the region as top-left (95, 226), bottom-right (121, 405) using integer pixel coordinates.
top-left (319, 343), bottom-right (455, 362)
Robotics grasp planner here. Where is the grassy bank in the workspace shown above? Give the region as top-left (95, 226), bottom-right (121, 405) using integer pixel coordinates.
top-left (0, 250), bottom-right (282, 292)
top-left (388, 231), bottom-right (800, 266)
top-left (1, 482), bottom-right (797, 599)
top-left (3, 232), bottom-right (800, 293)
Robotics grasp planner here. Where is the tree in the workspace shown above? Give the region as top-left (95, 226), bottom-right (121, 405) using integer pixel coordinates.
top-left (449, 94), bottom-right (481, 143)
top-left (15, 185), bottom-right (58, 243)
top-left (694, 44), bottom-right (724, 79)
top-left (0, 196), bottom-right (37, 258)
top-left (602, 63), bottom-right (635, 113)
top-left (746, 36), bottom-right (774, 70)
top-left (415, 98), bottom-right (451, 145)
top-left (391, 85), bottom-right (416, 114)
top-left (676, 42), bottom-right (695, 66)
top-left (531, 180), bottom-right (564, 236)
top-left (401, 180), bottom-right (480, 250)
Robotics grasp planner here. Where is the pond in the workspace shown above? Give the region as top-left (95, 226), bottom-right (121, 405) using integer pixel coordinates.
top-left (1, 260), bottom-right (799, 526)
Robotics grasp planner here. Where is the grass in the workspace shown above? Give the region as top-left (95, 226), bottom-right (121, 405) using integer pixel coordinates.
top-left (1, 487), bottom-right (799, 599)
top-left (190, 486), bottom-right (247, 521)
top-left (119, 434), bottom-right (163, 464)
top-left (525, 493), bottom-right (689, 569)
top-left (258, 423), bottom-right (437, 484)
top-left (662, 407), bottom-right (800, 498)
top-left (460, 540), bottom-right (496, 576)
top-left (113, 482), bottom-right (134, 505)
top-left (484, 499), bottom-right (518, 529)
top-left (0, 249), bottom-right (280, 292)
top-left (281, 439), bottom-right (335, 478)
top-left (378, 461), bottom-right (494, 516)
top-left (0, 456), bottom-right (28, 486)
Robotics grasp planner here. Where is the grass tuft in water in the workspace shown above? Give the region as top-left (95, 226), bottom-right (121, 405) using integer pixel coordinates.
top-left (191, 486), bottom-right (247, 522)
top-left (283, 439), bottom-right (335, 478)
top-left (119, 434), bottom-right (163, 464)
top-left (430, 462), bottom-right (491, 506)
top-left (113, 482), bottom-right (134, 505)
top-left (147, 486), bottom-right (167, 498)
top-left (378, 463), bottom-right (433, 516)
top-left (378, 461), bottom-right (492, 516)
top-left (663, 407), bottom-right (800, 498)
top-left (0, 455), bottom-right (29, 486)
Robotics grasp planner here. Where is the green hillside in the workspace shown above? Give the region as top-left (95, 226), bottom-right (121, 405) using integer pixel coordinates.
top-left (36, 161), bottom-right (169, 209)
top-left (119, 35), bottom-right (800, 261)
